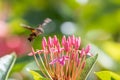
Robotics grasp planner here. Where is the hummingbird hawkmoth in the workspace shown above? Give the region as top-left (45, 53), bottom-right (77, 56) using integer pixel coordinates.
top-left (21, 18), bottom-right (52, 42)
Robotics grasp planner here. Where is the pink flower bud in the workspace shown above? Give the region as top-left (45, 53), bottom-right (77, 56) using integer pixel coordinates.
top-left (56, 42), bottom-right (61, 53)
top-left (75, 37), bottom-right (81, 50)
top-left (64, 41), bottom-right (69, 52)
top-left (85, 44), bottom-right (90, 54)
top-left (71, 35), bottom-right (75, 45)
top-left (53, 35), bottom-right (58, 46)
top-left (48, 37), bottom-right (53, 47)
top-left (48, 46), bottom-right (52, 53)
top-left (62, 35), bottom-right (66, 46)
top-left (67, 36), bottom-right (72, 47)
top-left (42, 37), bottom-right (47, 50)
top-left (77, 37), bottom-right (81, 47)
top-left (80, 48), bottom-right (85, 58)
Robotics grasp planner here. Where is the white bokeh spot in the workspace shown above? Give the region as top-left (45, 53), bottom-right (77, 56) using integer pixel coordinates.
top-left (76, 0), bottom-right (88, 4)
top-left (60, 22), bottom-right (76, 35)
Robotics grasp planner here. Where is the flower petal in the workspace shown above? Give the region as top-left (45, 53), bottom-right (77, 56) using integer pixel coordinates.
top-left (85, 44), bottom-right (90, 53)
top-left (49, 58), bottom-right (58, 65)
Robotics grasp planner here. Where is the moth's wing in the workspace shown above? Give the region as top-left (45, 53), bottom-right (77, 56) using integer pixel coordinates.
top-left (21, 24), bottom-right (35, 31)
top-left (38, 24), bottom-right (42, 28)
top-left (44, 18), bottom-right (52, 23)
top-left (41, 18), bottom-right (52, 27)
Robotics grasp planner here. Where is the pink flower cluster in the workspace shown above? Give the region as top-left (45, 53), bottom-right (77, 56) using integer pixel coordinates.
top-left (29, 35), bottom-right (92, 80)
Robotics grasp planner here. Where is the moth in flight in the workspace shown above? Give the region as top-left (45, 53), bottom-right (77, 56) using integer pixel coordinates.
top-left (21, 18), bottom-right (52, 42)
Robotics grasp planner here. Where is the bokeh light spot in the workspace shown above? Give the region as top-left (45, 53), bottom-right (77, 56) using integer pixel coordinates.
top-left (76, 0), bottom-right (88, 4)
top-left (0, 21), bottom-right (8, 37)
top-left (60, 22), bottom-right (76, 35)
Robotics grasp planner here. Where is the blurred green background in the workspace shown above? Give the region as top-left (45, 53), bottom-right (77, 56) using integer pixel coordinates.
top-left (0, 0), bottom-right (120, 80)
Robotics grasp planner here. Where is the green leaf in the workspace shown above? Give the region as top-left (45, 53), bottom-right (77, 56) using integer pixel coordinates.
top-left (29, 70), bottom-right (50, 80)
top-left (0, 52), bottom-right (16, 80)
top-left (95, 71), bottom-right (120, 80)
top-left (79, 54), bottom-right (98, 80)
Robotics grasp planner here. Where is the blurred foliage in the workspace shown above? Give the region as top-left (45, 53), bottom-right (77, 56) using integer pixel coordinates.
top-left (0, 0), bottom-right (120, 80)
top-left (95, 71), bottom-right (120, 80)
top-left (102, 41), bottom-right (120, 62)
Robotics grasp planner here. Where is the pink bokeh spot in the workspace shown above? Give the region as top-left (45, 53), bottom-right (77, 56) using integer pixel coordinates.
top-left (0, 21), bottom-right (8, 37)
top-left (6, 37), bottom-right (21, 49)
top-left (0, 36), bottom-right (31, 57)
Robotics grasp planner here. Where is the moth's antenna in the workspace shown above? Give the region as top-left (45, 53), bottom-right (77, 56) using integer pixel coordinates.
top-left (20, 23), bottom-right (30, 28)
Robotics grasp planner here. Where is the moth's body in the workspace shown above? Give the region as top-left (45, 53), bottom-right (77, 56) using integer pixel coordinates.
top-left (22, 18), bottom-right (51, 42)
top-left (28, 27), bottom-right (44, 41)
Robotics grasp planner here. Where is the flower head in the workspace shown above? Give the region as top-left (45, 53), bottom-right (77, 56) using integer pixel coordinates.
top-left (29, 35), bottom-right (93, 80)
